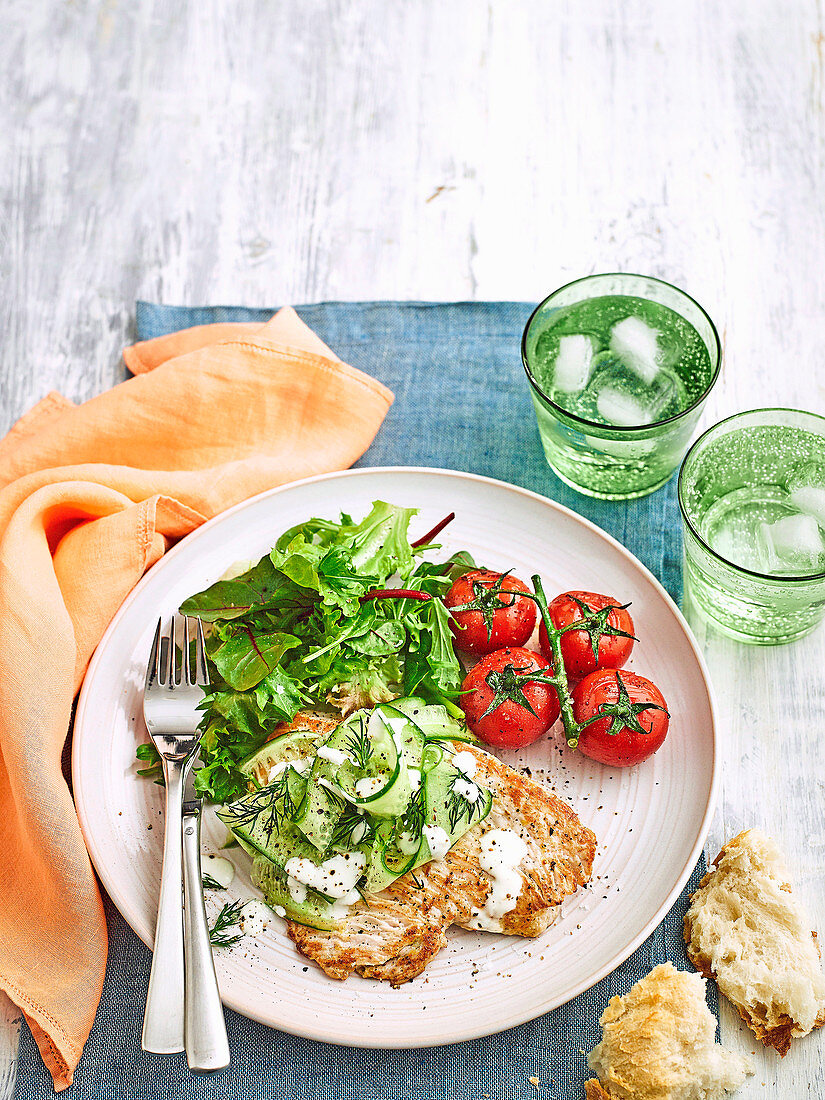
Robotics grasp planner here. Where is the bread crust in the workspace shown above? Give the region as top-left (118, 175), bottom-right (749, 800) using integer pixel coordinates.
top-left (584, 1081), bottom-right (613, 1099)
top-left (585, 962), bottom-right (752, 1100)
top-left (684, 941), bottom-right (814, 1056)
top-left (684, 829), bottom-right (825, 1056)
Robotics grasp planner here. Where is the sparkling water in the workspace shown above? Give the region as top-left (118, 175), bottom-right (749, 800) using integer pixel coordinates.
top-left (679, 415), bottom-right (825, 643)
top-left (523, 276), bottom-right (720, 499)
top-left (701, 486), bottom-right (825, 577)
top-left (532, 295), bottom-right (713, 428)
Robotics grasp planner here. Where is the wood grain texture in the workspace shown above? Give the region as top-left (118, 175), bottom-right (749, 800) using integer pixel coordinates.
top-left (1, 0), bottom-right (824, 1095)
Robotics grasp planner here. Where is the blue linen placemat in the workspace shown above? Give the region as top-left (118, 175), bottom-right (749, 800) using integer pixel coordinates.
top-left (15, 301), bottom-right (711, 1100)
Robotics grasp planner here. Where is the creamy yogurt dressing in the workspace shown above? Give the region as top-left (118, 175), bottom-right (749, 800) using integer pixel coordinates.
top-left (286, 878), bottom-right (308, 904)
top-left (452, 750), bottom-right (477, 778)
top-left (423, 824), bottom-right (451, 861)
top-left (316, 745), bottom-right (350, 766)
top-left (467, 828), bottom-right (528, 932)
top-left (354, 775), bottom-right (383, 798)
top-left (266, 757), bottom-right (310, 783)
top-left (239, 898), bottom-right (274, 937)
top-left (453, 776), bottom-right (481, 803)
top-left (284, 851), bottom-right (366, 907)
top-left (329, 888), bottom-right (362, 920)
top-left (201, 854), bottom-right (235, 889)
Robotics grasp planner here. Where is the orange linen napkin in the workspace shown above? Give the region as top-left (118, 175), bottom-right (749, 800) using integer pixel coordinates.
top-left (0, 308), bottom-right (393, 1090)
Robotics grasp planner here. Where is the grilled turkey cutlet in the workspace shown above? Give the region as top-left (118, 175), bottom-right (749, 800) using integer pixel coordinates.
top-left (273, 723), bottom-right (596, 986)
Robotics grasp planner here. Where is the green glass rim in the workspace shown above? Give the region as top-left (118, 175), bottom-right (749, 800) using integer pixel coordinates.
top-left (521, 272), bottom-right (723, 433)
top-left (677, 406), bottom-right (825, 584)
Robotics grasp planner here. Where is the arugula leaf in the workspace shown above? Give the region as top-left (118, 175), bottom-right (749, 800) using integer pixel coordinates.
top-left (274, 516), bottom-right (343, 551)
top-left (317, 546), bottom-right (373, 611)
top-left (425, 599), bottom-right (462, 694)
top-left (273, 503), bottom-right (417, 586)
top-left (347, 617), bottom-right (407, 657)
top-left (269, 538), bottom-right (373, 615)
top-left (403, 598), bottom-right (462, 703)
top-left (407, 549), bottom-right (478, 596)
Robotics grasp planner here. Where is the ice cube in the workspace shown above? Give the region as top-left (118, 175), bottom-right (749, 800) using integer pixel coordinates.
top-left (709, 521), bottom-right (762, 572)
top-left (757, 514), bottom-right (825, 574)
top-left (584, 433), bottom-right (657, 457)
top-left (788, 486), bottom-right (825, 530)
top-left (786, 460), bottom-right (825, 494)
top-left (786, 462), bottom-right (825, 531)
top-left (552, 334), bottom-right (595, 393)
top-left (609, 316), bottom-right (661, 384)
top-left (596, 386), bottom-right (655, 427)
top-left (647, 370), bottom-right (685, 419)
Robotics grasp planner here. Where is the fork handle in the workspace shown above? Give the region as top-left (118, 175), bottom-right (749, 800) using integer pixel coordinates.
top-left (182, 810), bottom-right (230, 1071)
top-left (142, 757), bottom-right (187, 1053)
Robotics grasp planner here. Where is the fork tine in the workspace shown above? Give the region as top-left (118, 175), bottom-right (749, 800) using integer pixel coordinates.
top-left (181, 616), bottom-right (191, 685)
top-left (194, 616), bottom-right (209, 686)
top-left (164, 616), bottom-right (176, 685)
top-left (146, 618), bottom-right (161, 688)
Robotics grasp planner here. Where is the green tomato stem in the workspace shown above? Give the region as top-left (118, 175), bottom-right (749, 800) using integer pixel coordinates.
top-left (530, 575), bottom-right (580, 749)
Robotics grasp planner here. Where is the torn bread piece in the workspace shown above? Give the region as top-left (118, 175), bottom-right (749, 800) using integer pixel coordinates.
top-left (684, 828), bottom-right (825, 1055)
top-left (585, 962), bottom-right (752, 1100)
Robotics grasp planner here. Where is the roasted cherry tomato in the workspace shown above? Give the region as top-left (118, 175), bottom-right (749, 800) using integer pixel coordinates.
top-left (539, 590), bottom-right (635, 680)
top-left (460, 647), bottom-right (559, 749)
top-left (445, 570), bottom-right (537, 656)
top-left (571, 669), bottom-right (669, 767)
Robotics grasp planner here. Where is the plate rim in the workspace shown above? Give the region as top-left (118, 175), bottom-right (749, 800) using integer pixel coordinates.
top-left (73, 465), bottom-right (719, 1048)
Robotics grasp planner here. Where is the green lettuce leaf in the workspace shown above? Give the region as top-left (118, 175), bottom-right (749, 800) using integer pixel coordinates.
top-left (140, 500), bottom-right (471, 805)
top-left (403, 598), bottom-right (461, 702)
top-left (348, 500), bottom-right (418, 579)
top-left (209, 627), bottom-right (300, 690)
top-left (180, 557), bottom-right (310, 622)
top-left (269, 538), bottom-right (372, 615)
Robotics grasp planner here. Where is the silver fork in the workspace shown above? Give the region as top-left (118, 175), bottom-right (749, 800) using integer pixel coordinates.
top-left (141, 616), bottom-right (228, 1068)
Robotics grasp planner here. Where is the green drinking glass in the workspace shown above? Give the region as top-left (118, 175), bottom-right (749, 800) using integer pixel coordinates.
top-left (678, 408), bottom-right (825, 644)
top-left (521, 273), bottom-right (721, 499)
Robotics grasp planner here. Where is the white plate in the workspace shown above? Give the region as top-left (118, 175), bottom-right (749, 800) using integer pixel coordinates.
top-left (73, 467), bottom-right (717, 1048)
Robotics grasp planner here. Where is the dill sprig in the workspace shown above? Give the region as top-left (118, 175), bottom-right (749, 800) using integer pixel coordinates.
top-left (221, 770), bottom-right (297, 842)
top-left (209, 899), bottom-right (245, 947)
top-left (202, 872), bottom-right (224, 890)
top-left (342, 717), bottom-right (372, 770)
top-left (332, 808), bottom-right (374, 850)
top-left (447, 770), bottom-right (486, 832)
top-left (401, 785), bottom-right (425, 837)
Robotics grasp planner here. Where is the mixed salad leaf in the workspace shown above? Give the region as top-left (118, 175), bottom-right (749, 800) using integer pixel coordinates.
top-left (138, 502), bottom-right (475, 804)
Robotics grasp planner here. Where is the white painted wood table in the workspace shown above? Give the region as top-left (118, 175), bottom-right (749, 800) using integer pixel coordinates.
top-left (2, 1), bottom-right (824, 1096)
